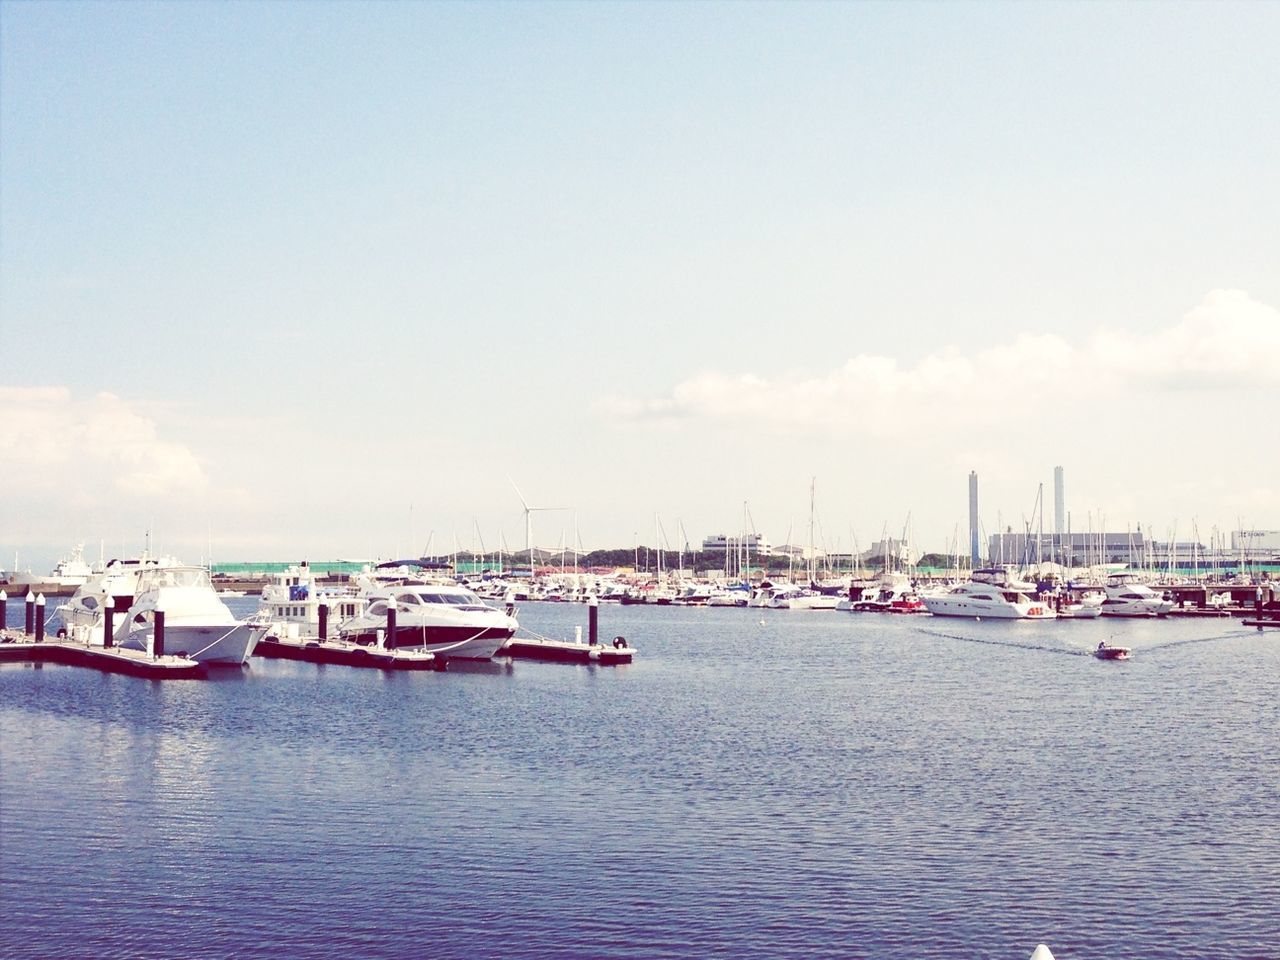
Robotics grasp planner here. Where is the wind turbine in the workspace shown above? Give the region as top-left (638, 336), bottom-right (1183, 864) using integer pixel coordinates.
top-left (509, 478), bottom-right (567, 578)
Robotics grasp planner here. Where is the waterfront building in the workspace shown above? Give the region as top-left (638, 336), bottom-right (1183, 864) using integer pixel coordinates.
top-left (700, 533), bottom-right (772, 556)
top-left (1232, 530), bottom-right (1280, 560)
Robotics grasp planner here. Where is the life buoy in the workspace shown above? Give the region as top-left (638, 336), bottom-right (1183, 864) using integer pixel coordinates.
top-left (612, 636), bottom-right (627, 650)
top-left (56, 627), bottom-right (67, 639)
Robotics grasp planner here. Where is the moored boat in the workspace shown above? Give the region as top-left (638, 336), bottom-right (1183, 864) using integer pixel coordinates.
top-left (922, 579), bottom-right (1057, 620)
top-left (115, 566), bottom-right (257, 665)
top-left (1100, 574), bottom-right (1174, 617)
top-left (338, 582), bottom-right (517, 659)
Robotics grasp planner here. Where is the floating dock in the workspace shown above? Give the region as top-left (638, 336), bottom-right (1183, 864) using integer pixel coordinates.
top-left (0, 633), bottom-right (204, 679)
top-left (499, 635), bottom-right (635, 665)
top-left (1165, 607), bottom-right (1233, 618)
top-left (252, 634), bottom-right (443, 670)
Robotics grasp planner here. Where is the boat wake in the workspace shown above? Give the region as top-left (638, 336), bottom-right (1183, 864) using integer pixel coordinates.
top-left (913, 627), bottom-right (1253, 658)
top-left (913, 627), bottom-right (1087, 657)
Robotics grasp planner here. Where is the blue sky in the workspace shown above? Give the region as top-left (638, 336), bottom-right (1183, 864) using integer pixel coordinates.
top-left (2, 1), bottom-right (1277, 567)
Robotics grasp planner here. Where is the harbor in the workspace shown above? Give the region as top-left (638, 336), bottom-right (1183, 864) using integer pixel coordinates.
top-left (4, 599), bottom-right (1276, 960)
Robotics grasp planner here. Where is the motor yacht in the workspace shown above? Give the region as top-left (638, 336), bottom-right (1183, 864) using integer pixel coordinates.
top-left (114, 566), bottom-right (257, 665)
top-left (250, 564), bottom-right (368, 645)
top-left (1100, 574), bottom-right (1174, 617)
top-left (1055, 589), bottom-right (1105, 619)
top-left (55, 553), bottom-right (178, 646)
top-left (922, 581), bottom-right (1057, 619)
top-left (337, 583), bottom-right (517, 659)
top-left (838, 573), bottom-right (912, 612)
top-left (752, 583), bottom-right (839, 610)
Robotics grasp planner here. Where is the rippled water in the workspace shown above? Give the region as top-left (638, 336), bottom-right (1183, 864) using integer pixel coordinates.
top-left (2, 601), bottom-right (1277, 959)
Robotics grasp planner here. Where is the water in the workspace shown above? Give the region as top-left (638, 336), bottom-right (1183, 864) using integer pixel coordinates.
top-left (2, 601), bottom-right (1277, 959)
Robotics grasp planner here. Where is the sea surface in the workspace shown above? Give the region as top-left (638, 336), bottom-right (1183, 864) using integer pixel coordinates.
top-left (2, 601), bottom-right (1277, 960)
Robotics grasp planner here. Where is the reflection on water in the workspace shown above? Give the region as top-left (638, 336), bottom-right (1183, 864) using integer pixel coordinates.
top-left (2, 603), bottom-right (1277, 960)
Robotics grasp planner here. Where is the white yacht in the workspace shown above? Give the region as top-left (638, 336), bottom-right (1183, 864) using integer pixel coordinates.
top-left (8, 543), bottom-right (96, 590)
top-left (838, 573), bottom-right (913, 612)
top-left (1100, 574), bottom-right (1174, 617)
top-left (1056, 589), bottom-right (1105, 619)
top-left (55, 553), bottom-right (177, 646)
top-left (752, 583), bottom-right (840, 610)
top-left (922, 581), bottom-right (1057, 619)
top-left (337, 583), bottom-right (517, 659)
top-left (115, 566), bottom-right (258, 665)
top-left (251, 564), bottom-right (368, 643)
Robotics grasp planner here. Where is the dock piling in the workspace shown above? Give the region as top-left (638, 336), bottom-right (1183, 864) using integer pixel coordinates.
top-left (34, 594), bottom-right (46, 643)
top-left (318, 601), bottom-right (329, 642)
top-left (154, 607), bottom-right (166, 659)
top-left (385, 604), bottom-right (397, 650)
top-left (25, 590), bottom-right (35, 635)
top-left (103, 596), bottom-right (114, 648)
top-left (588, 595), bottom-right (599, 645)
top-left (0, 590), bottom-right (7, 631)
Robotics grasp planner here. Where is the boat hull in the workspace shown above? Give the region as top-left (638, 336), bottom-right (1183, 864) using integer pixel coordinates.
top-left (121, 623), bottom-right (257, 665)
top-left (341, 624), bottom-right (512, 660)
top-left (922, 598), bottom-right (1056, 619)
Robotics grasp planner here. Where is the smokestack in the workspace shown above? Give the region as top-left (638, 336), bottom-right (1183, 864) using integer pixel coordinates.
top-left (1054, 466), bottom-right (1065, 540)
top-left (969, 471), bottom-right (980, 567)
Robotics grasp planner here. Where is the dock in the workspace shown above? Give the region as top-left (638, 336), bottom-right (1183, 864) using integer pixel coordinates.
top-left (252, 634), bottom-right (443, 670)
top-left (0, 633), bottom-right (204, 679)
top-left (499, 635), bottom-right (636, 665)
top-left (497, 596), bottom-right (636, 664)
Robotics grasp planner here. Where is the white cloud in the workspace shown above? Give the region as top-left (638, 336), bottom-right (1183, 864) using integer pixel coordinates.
top-left (605, 290), bottom-right (1280, 433)
top-left (0, 387), bottom-right (209, 498)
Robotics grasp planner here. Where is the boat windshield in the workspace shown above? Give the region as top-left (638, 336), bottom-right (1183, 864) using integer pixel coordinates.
top-left (417, 591), bottom-right (485, 607)
top-left (135, 567), bottom-right (212, 591)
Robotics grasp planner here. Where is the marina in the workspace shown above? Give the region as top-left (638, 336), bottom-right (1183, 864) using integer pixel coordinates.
top-left (2, 600), bottom-right (1275, 960)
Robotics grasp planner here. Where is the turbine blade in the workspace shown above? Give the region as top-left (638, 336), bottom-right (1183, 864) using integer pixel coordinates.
top-left (507, 476), bottom-right (530, 511)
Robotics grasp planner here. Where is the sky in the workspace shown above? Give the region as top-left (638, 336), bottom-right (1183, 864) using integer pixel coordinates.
top-left (1, 1), bottom-right (1277, 570)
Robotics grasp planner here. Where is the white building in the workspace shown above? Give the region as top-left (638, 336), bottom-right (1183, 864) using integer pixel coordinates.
top-left (1232, 530), bottom-right (1280, 560)
top-left (701, 533), bottom-right (772, 556)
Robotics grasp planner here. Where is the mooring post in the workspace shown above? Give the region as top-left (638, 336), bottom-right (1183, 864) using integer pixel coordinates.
top-left (154, 606), bottom-right (166, 659)
top-left (318, 600), bottom-right (329, 642)
top-left (103, 595), bottom-right (115, 649)
top-left (385, 604), bottom-right (397, 650)
top-left (25, 590), bottom-right (35, 635)
top-left (588, 595), bottom-right (599, 645)
top-left (0, 590), bottom-right (7, 632)
top-left (34, 594), bottom-right (46, 643)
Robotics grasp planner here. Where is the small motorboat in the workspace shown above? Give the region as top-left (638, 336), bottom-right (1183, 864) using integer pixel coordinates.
top-left (888, 595), bottom-right (928, 614)
top-left (1094, 640), bottom-right (1131, 661)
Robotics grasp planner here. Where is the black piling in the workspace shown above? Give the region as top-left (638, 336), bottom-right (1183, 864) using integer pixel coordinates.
top-left (318, 601), bottom-right (329, 642)
top-left (34, 595), bottom-right (45, 643)
top-left (0, 590), bottom-right (7, 631)
top-left (385, 604), bottom-right (397, 650)
top-left (103, 596), bottom-right (115, 649)
top-left (588, 595), bottom-right (599, 645)
top-left (154, 609), bottom-right (166, 659)
top-left (25, 591), bottom-right (35, 635)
